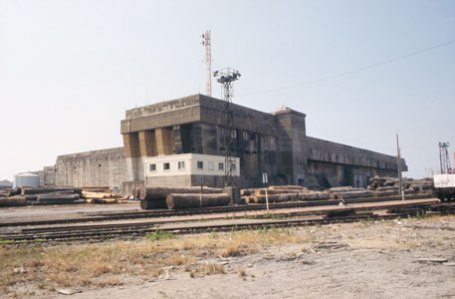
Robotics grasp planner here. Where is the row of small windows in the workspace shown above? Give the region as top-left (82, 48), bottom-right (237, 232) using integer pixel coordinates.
top-left (150, 161), bottom-right (225, 172)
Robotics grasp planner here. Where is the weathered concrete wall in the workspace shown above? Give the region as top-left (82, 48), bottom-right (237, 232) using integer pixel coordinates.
top-left (54, 147), bottom-right (126, 188)
top-left (37, 166), bottom-right (56, 187)
top-left (305, 137), bottom-right (406, 187)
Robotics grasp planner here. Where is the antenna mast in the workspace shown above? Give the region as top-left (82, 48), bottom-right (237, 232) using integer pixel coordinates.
top-left (439, 142), bottom-right (451, 174)
top-left (214, 68), bottom-right (241, 192)
top-left (202, 30), bottom-right (212, 97)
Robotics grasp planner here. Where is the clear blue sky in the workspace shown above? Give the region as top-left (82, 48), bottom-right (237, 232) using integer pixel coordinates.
top-left (0, 0), bottom-right (454, 181)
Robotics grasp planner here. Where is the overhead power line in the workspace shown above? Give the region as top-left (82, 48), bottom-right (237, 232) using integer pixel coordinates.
top-left (238, 39), bottom-right (455, 97)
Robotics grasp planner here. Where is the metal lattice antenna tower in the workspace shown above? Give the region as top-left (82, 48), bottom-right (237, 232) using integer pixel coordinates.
top-left (202, 30), bottom-right (212, 97)
top-left (214, 68), bottom-right (241, 188)
top-left (439, 142), bottom-right (451, 174)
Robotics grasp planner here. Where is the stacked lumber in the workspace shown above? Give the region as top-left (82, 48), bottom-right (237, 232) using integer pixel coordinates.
top-left (81, 187), bottom-right (127, 204)
top-left (139, 186), bottom-right (225, 210)
top-left (368, 176), bottom-right (433, 196)
top-left (241, 185), bottom-right (331, 204)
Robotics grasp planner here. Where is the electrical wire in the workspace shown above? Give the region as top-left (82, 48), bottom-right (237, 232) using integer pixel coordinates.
top-left (238, 39), bottom-right (455, 98)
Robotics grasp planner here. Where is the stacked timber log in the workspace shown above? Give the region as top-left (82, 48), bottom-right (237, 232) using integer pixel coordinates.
top-left (327, 187), bottom-right (374, 200)
top-left (0, 196), bottom-right (27, 207)
top-left (139, 186), bottom-right (227, 210)
top-left (166, 193), bottom-right (230, 209)
top-left (368, 176), bottom-right (433, 196)
top-left (81, 186), bottom-right (128, 204)
top-left (22, 187), bottom-right (83, 205)
top-left (242, 185), bottom-right (332, 204)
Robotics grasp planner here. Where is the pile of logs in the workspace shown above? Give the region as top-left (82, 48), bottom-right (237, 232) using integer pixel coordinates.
top-left (241, 185), bottom-right (332, 204)
top-left (368, 176), bottom-right (433, 196)
top-left (0, 186), bottom-right (129, 207)
top-left (327, 187), bottom-right (375, 200)
top-left (139, 186), bottom-right (229, 210)
top-left (81, 186), bottom-right (127, 204)
top-left (0, 187), bottom-right (84, 207)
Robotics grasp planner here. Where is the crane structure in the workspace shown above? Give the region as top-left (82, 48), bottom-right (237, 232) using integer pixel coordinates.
top-left (439, 142), bottom-right (452, 174)
top-left (213, 68), bottom-right (241, 192)
top-left (202, 30), bottom-right (212, 97)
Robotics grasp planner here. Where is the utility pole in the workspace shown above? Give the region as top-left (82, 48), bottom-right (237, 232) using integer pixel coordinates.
top-left (396, 134), bottom-right (404, 200)
top-left (202, 30), bottom-right (212, 97)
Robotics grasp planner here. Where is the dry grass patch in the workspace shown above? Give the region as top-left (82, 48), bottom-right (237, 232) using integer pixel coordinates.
top-left (0, 228), bottom-right (304, 295)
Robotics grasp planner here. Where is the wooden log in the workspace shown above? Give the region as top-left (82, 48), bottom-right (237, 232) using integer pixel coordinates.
top-left (374, 190), bottom-right (398, 197)
top-left (139, 186), bottom-right (223, 210)
top-left (82, 186), bottom-right (111, 193)
top-left (255, 189), bottom-right (305, 196)
top-left (4, 188), bottom-right (21, 197)
top-left (268, 185), bottom-right (306, 191)
top-left (37, 194), bottom-right (81, 204)
top-left (328, 186), bottom-right (365, 193)
top-left (165, 193), bottom-right (230, 209)
top-left (0, 196), bottom-right (27, 207)
top-left (92, 198), bottom-right (119, 204)
top-left (21, 187), bottom-right (82, 196)
top-left (376, 186), bottom-right (399, 192)
top-left (333, 190), bottom-right (374, 200)
top-left (139, 186), bottom-right (223, 199)
top-left (31, 199), bottom-right (86, 206)
top-left (82, 191), bottom-right (124, 200)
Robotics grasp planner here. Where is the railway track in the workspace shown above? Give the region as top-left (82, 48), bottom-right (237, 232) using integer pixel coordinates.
top-left (0, 194), bottom-right (433, 228)
top-left (0, 197), bottom-right (452, 245)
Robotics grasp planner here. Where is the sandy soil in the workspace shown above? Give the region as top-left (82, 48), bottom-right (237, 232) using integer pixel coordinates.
top-left (11, 216), bottom-right (447, 299)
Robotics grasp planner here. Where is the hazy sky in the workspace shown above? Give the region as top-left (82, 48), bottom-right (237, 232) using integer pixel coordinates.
top-left (0, 0), bottom-right (454, 181)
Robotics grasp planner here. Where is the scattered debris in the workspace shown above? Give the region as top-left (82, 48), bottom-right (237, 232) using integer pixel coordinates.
top-left (417, 258), bottom-right (448, 263)
top-left (312, 241), bottom-right (349, 250)
top-left (13, 267), bottom-right (26, 274)
top-left (55, 288), bottom-right (83, 295)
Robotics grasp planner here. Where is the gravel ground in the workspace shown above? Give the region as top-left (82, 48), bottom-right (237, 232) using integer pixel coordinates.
top-left (31, 215), bottom-right (455, 299)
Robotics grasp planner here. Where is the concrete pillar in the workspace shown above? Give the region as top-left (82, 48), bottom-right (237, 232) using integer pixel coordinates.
top-left (139, 130), bottom-right (156, 157)
top-left (155, 128), bottom-right (173, 155)
top-left (123, 133), bottom-right (143, 181)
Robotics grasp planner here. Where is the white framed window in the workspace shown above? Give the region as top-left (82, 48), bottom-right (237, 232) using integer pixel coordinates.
top-left (178, 161), bottom-right (185, 170)
top-left (163, 163), bottom-right (170, 170)
top-left (208, 161), bottom-right (214, 171)
top-left (218, 162), bottom-right (224, 171)
top-left (150, 164), bottom-right (156, 171)
top-left (197, 161), bottom-right (203, 169)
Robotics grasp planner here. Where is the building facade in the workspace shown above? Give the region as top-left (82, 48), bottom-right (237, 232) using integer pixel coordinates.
top-left (40, 94), bottom-right (406, 191)
top-left (120, 94), bottom-right (406, 189)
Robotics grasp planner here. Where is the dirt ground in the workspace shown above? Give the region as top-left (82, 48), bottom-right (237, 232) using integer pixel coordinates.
top-left (4, 215), bottom-right (455, 299)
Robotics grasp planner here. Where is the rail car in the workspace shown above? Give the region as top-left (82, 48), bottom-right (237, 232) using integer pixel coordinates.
top-left (433, 174), bottom-right (455, 201)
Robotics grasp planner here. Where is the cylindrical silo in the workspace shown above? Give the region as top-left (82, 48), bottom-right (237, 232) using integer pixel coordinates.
top-left (14, 173), bottom-right (40, 188)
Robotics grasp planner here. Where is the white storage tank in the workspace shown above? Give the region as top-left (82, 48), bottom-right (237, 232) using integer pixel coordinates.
top-left (14, 173), bottom-right (40, 188)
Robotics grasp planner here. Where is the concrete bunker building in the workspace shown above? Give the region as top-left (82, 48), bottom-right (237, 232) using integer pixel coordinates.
top-left (119, 94), bottom-right (405, 190)
top-left (48, 94), bottom-right (406, 191)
